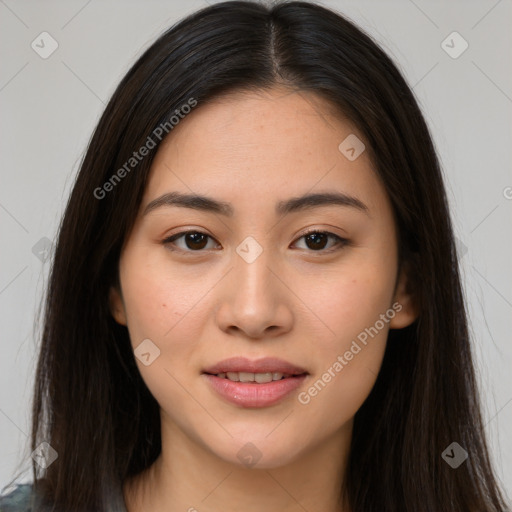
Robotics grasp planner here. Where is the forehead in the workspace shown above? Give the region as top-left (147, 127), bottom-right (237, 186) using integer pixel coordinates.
top-left (142, 86), bottom-right (387, 216)
top-left (156, 86), bottom-right (359, 162)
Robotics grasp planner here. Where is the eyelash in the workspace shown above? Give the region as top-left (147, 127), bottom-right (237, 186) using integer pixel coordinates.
top-left (162, 229), bottom-right (349, 254)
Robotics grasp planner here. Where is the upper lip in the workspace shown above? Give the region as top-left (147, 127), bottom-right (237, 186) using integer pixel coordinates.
top-left (203, 357), bottom-right (308, 375)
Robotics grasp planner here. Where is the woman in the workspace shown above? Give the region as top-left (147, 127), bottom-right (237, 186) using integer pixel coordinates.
top-left (1, 1), bottom-right (509, 511)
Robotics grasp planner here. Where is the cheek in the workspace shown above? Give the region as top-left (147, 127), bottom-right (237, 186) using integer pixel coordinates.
top-left (118, 247), bottom-right (210, 345)
top-left (297, 289), bottom-right (390, 435)
top-left (298, 257), bottom-right (396, 345)
top-left (298, 346), bottom-right (386, 436)
top-left (118, 250), bottom-right (213, 413)
top-left (294, 259), bottom-right (395, 425)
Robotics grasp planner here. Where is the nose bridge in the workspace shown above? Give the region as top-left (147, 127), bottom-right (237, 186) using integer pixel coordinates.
top-left (233, 235), bottom-right (277, 308)
top-left (215, 234), bottom-right (293, 338)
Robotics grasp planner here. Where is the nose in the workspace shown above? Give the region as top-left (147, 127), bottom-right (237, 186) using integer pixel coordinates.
top-left (214, 244), bottom-right (294, 340)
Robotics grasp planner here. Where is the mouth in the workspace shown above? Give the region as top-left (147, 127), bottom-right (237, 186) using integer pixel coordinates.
top-left (202, 357), bottom-right (309, 408)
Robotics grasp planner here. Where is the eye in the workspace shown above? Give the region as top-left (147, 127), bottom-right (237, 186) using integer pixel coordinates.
top-left (292, 230), bottom-right (348, 252)
top-left (163, 230), bottom-right (219, 252)
top-left (162, 229), bottom-right (348, 254)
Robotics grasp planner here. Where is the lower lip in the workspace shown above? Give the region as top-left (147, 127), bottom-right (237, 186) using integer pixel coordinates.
top-left (203, 374), bottom-right (307, 408)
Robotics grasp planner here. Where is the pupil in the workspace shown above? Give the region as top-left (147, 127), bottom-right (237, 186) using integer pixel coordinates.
top-left (187, 233), bottom-right (207, 250)
top-left (306, 233), bottom-right (327, 250)
top-left (184, 233), bottom-right (328, 251)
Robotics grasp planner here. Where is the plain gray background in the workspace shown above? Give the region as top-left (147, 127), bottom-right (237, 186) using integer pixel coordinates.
top-left (1, 0), bottom-right (511, 497)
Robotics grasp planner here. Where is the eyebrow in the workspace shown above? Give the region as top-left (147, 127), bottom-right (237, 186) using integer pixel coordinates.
top-left (143, 191), bottom-right (369, 217)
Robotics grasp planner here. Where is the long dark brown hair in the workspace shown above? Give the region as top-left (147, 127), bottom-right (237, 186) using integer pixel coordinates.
top-left (5, 1), bottom-right (509, 510)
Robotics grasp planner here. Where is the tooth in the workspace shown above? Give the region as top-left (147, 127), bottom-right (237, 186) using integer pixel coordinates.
top-left (255, 372), bottom-right (273, 383)
top-left (222, 371), bottom-right (291, 383)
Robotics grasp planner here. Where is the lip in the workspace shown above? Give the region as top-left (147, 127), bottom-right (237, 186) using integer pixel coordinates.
top-left (202, 357), bottom-right (308, 408)
top-left (203, 373), bottom-right (308, 408)
top-left (202, 356), bottom-right (307, 375)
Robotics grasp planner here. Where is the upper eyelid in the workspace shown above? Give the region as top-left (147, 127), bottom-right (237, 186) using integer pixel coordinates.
top-left (163, 229), bottom-right (347, 250)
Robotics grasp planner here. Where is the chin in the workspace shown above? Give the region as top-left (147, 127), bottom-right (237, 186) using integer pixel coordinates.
top-left (204, 433), bottom-right (306, 470)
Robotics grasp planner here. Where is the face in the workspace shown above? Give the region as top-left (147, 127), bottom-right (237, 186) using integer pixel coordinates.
top-left (110, 86), bottom-right (417, 469)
